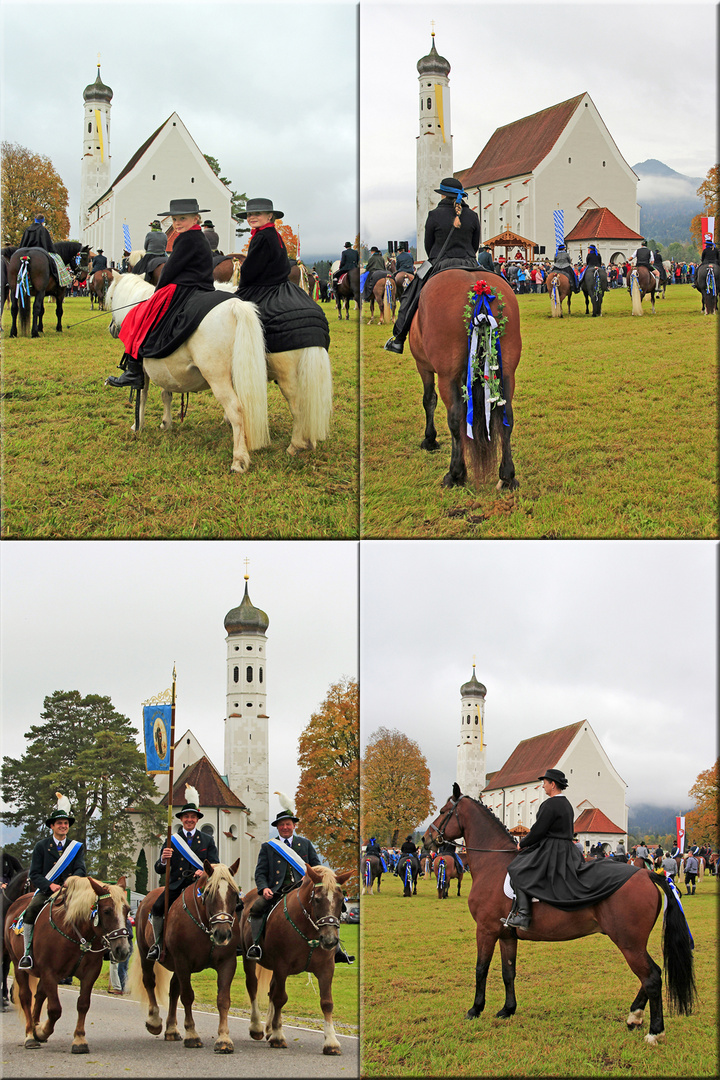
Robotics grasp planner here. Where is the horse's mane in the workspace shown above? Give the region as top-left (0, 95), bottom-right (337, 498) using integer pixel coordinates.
top-left (458, 794), bottom-right (517, 844)
top-left (203, 862), bottom-right (239, 901)
top-left (63, 876), bottom-right (125, 926)
top-left (113, 272), bottom-right (154, 303)
top-left (310, 865), bottom-right (340, 896)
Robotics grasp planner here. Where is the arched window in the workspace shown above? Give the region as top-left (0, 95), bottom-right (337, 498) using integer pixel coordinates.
top-left (201, 824), bottom-right (214, 837)
top-left (233, 666), bottom-right (239, 683)
top-left (427, 97), bottom-right (432, 110)
top-left (246, 666), bottom-right (253, 683)
top-left (259, 668), bottom-right (263, 684)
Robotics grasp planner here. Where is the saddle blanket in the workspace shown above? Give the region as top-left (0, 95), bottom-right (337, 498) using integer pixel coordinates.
top-left (503, 873), bottom-right (539, 902)
top-left (48, 253), bottom-right (74, 288)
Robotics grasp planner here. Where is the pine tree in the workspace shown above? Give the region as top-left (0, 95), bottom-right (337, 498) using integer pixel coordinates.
top-left (1, 690), bottom-right (165, 878)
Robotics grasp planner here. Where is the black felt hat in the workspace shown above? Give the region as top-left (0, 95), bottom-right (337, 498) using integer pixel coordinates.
top-left (272, 809), bottom-right (299, 827)
top-left (538, 768), bottom-right (568, 789)
top-left (158, 198), bottom-right (211, 216)
top-left (237, 198), bottom-right (284, 221)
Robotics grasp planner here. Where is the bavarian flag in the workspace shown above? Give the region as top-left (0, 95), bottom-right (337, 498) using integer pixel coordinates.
top-left (143, 704), bottom-right (171, 773)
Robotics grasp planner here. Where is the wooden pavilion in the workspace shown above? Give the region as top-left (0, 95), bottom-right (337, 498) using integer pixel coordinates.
top-left (484, 228), bottom-right (537, 264)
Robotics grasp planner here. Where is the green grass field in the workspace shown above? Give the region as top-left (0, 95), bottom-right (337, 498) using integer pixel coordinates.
top-left (360, 874), bottom-right (717, 1077)
top-left (361, 284), bottom-right (717, 538)
top-left (1, 297), bottom-right (359, 538)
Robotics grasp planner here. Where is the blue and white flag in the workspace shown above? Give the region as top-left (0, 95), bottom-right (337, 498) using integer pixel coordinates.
top-left (267, 838), bottom-right (308, 877)
top-left (553, 209), bottom-right (564, 250)
top-left (143, 704), bottom-right (171, 773)
top-left (122, 223), bottom-right (132, 252)
top-left (170, 831), bottom-right (205, 871)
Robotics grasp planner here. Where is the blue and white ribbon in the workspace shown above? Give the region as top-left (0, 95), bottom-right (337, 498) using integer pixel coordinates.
top-left (170, 831), bottom-right (204, 871)
top-left (553, 209), bottom-right (564, 249)
top-left (32, 839), bottom-right (83, 896)
top-left (466, 292), bottom-right (507, 439)
top-left (267, 838), bottom-right (308, 877)
top-left (663, 870), bottom-right (694, 947)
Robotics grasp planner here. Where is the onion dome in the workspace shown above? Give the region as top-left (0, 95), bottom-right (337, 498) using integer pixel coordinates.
top-left (417, 35), bottom-right (451, 79)
top-left (83, 66), bottom-right (113, 104)
top-left (224, 581), bottom-right (269, 635)
top-left (461, 664), bottom-right (486, 698)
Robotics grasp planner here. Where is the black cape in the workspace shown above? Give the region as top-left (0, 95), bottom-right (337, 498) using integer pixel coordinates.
top-left (140, 227), bottom-right (218, 359)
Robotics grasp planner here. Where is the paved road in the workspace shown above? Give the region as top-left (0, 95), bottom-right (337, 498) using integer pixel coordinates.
top-left (1, 986), bottom-right (359, 1078)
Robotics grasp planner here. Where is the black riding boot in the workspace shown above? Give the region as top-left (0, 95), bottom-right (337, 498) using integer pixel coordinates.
top-left (384, 276), bottom-right (423, 354)
top-left (106, 355), bottom-right (144, 389)
top-left (503, 888), bottom-right (532, 930)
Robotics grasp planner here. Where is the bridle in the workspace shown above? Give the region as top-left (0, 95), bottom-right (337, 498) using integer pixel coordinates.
top-left (49, 889), bottom-right (130, 956)
top-left (427, 795), bottom-right (518, 854)
top-left (183, 878), bottom-right (237, 939)
top-left (283, 881), bottom-right (341, 968)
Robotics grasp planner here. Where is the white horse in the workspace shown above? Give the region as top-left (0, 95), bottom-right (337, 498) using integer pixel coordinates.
top-left (105, 272), bottom-right (269, 473)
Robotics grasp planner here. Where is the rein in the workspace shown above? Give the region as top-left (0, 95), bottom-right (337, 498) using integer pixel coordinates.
top-left (428, 796), bottom-right (518, 854)
top-left (182, 880), bottom-right (236, 959)
top-left (48, 889), bottom-right (130, 973)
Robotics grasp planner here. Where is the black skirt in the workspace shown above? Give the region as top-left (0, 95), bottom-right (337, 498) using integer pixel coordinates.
top-left (235, 280), bottom-right (330, 353)
top-left (140, 285), bottom-right (233, 360)
top-left (508, 839), bottom-right (641, 910)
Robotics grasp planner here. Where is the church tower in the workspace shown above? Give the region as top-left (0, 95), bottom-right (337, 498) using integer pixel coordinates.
top-left (456, 663), bottom-right (487, 799)
top-left (416, 32), bottom-right (453, 259)
top-left (80, 64), bottom-right (113, 235)
top-left (224, 572), bottom-right (269, 872)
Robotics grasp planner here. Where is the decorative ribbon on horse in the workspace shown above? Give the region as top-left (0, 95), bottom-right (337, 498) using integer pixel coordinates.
top-left (15, 257), bottom-right (31, 301)
top-left (170, 831), bottom-right (205, 871)
top-left (267, 838), bottom-right (308, 878)
top-left (663, 871), bottom-right (694, 948)
top-left (676, 816), bottom-right (685, 855)
top-left (465, 283), bottom-right (507, 439)
top-left (31, 839), bottom-right (83, 897)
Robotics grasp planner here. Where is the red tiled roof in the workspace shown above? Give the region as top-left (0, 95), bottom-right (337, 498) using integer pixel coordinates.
top-left (483, 721), bottom-right (584, 791)
top-left (574, 807), bottom-right (624, 834)
top-left (458, 94), bottom-right (585, 188)
top-left (565, 207), bottom-right (643, 242)
top-left (160, 756), bottom-right (247, 811)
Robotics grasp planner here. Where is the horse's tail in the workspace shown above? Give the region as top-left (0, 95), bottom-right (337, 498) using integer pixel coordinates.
top-left (383, 279), bottom-right (394, 324)
top-left (126, 946), bottom-right (171, 1007)
top-left (550, 276), bottom-right (561, 317)
top-left (293, 346), bottom-right (333, 447)
top-left (464, 336), bottom-right (500, 487)
top-left (256, 963), bottom-right (272, 999)
top-left (651, 873), bottom-right (697, 1016)
top-left (706, 266), bottom-right (717, 314)
top-left (631, 270), bottom-right (643, 316)
top-left (437, 858), bottom-right (446, 891)
top-left (228, 300), bottom-right (271, 450)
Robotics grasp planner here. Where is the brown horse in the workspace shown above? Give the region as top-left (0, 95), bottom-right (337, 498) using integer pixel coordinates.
top-left (8, 248), bottom-right (66, 337)
top-left (395, 270), bottom-right (415, 299)
top-left (361, 855), bottom-right (383, 895)
top-left (334, 267), bottom-right (360, 320)
top-left (546, 270), bottom-right (573, 317)
top-left (88, 268), bottom-right (114, 311)
top-left (368, 275), bottom-right (396, 325)
top-left (239, 865), bottom-right (354, 1055)
top-left (424, 786), bottom-right (696, 1044)
top-left (396, 853), bottom-right (420, 897)
top-left (409, 268), bottom-right (521, 490)
top-left (432, 853), bottom-right (464, 899)
top-left (629, 265), bottom-right (657, 315)
top-left (130, 859), bottom-right (241, 1052)
top-left (4, 876), bottom-right (130, 1052)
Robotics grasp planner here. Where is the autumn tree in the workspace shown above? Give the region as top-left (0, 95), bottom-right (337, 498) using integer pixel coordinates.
top-left (0, 690), bottom-right (165, 878)
top-left (1, 141), bottom-right (71, 245)
top-left (689, 164), bottom-right (719, 246)
top-left (361, 727), bottom-right (435, 847)
top-left (295, 677), bottom-right (358, 872)
top-left (684, 759), bottom-right (719, 848)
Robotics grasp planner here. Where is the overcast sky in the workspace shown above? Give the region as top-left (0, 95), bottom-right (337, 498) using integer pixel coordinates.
top-left (1, 541), bottom-right (358, 833)
top-left (0, 0), bottom-right (357, 259)
top-left (360, 541), bottom-right (716, 824)
top-left (360, 0), bottom-right (717, 247)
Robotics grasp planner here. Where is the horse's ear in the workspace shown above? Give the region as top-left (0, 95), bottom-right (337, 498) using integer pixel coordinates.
top-left (116, 875), bottom-right (126, 890)
top-left (112, 269), bottom-right (121, 281)
top-left (305, 863), bottom-right (319, 882)
top-left (88, 876), bottom-right (106, 898)
top-left (203, 859), bottom-right (214, 876)
top-left (335, 869), bottom-right (355, 886)
top-left (229, 858), bottom-right (240, 877)
top-left (453, 782), bottom-right (462, 800)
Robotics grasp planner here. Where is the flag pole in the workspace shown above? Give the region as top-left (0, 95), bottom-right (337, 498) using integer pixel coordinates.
top-left (160, 664), bottom-right (177, 961)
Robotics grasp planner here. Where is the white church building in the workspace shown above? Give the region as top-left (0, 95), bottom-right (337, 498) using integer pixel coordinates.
top-left (455, 666), bottom-right (628, 850)
top-left (126, 576), bottom-right (271, 895)
top-left (80, 65), bottom-right (235, 262)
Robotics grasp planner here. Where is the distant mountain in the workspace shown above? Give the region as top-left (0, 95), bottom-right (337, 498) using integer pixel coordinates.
top-left (632, 159), bottom-right (705, 245)
top-left (627, 802), bottom-right (693, 837)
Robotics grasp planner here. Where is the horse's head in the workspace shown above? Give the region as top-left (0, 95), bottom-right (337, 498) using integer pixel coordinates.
top-left (86, 877), bottom-right (131, 962)
top-left (298, 866), bottom-right (355, 951)
top-left (424, 784), bottom-right (464, 848)
top-left (197, 859), bottom-right (240, 947)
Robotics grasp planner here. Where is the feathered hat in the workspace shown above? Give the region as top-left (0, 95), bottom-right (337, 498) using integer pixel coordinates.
top-left (271, 789), bottom-right (299, 827)
top-left (46, 792), bottom-right (74, 827)
top-left (176, 784), bottom-right (203, 819)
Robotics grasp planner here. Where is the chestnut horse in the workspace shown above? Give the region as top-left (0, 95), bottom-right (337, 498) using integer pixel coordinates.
top-left (546, 270), bottom-right (573, 317)
top-left (333, 267), bottom-right (360, 321)
top-left (409, 268), bottom-right (521, 490)
top-left (361, 855), bottom-right (383, 895)
top-left (396, 853), bottom-right (420, 897)
top-left (424, 786), bottom-right (696, 1044)
top-left (4, 876), bottom-right (130, 1052)
top-left (367, 275), bottom-right (396, 325)
top-left (130, 860), bottom-right (241, 1053)
top-left (89, 268), bottom-right (114, 311)
top-left (432, 853), bottom-right (464, 899)
top-left (394, 270), bottom-right (415, 299)
top-left (239, 865), bottom-right (354, 1055)
top-left (629, 266), bottom-right (657, 315)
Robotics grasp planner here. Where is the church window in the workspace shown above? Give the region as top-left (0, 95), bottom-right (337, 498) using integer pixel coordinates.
top-left (427, 97), bottom-right (432, 110)
top-left (233, 666), bottom-right (239, 683)
top-left (246, 666), bottom-right (253, 682)
top-left (202, 824), bottom-right (214, 836)
top-left (246, 645), bottom-right (252, 651)
top-left (475, 717), bottom-right (479, 724)
top-left (191, 177), bottom-right (195, 183)
top-left (247, 702), bottom-right (253, 708)
top-left (420, 99), bottom-right (423, 111)
top-left (568, 157), bottom-right (572, 163)
top-left (234, 646), bottom-right (239, 651)
top-left (602, 161), bottom-right (606, 167)
top-left (259, 668), bottom-right (263, 683)
top-left (259, 647), bottom-right (263, 653)
top-left (88, 123), bottom-right (92, 133)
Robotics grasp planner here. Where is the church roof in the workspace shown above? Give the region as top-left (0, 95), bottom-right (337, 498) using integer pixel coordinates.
top-left (224, 581), bottom-right (269, 635)
top-left (574, 807), bottom-right (624, 835)
top-left (459, 94), bottom-right (585, 188)
top-left (482, 721), bottom-right (584, 791)
top-left (417, 35), bottom-right (451, 78)
top-left (460, 665), bottom-right (486, 698)
top-left (565, 207), bottom-right (643, 242)
top-left (160, 756), bottom-right (247, 811)
top-left (83, 66), bottom-right (113, 104)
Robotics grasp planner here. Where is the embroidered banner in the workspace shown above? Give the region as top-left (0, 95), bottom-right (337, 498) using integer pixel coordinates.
top-left (143, 704), bottom-right (171, 773)
top-left (676, 815), bottom-right (685, 854)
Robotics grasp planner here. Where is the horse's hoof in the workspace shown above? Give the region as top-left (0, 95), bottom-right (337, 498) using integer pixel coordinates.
top-left (214, 1041), bottom-right (234, 1054)
top-left (323, 1045), bottom-right (342, 1055)
top-left (164, 1031), bottom-right (182, 1041)
top-left (183, 1037), bottom-right (203, 1048)
top-left (146, 1022), bottom-right (163, 1035)
top-left (644, 1032), bottom-right (665, 1046)
top-left (249, 1029), bottom-right (264, 1041)
top-left (420, 439), bottom-right (440, 452)
top-left (465, 1008), bottom-right (481, 1020)
top-left (24, 1038), bottom-right (41, 1049)
top-left (71, 1043), bottom-right (89, 1054)
top-left (269, 1038), bottom-right (287, 1049)
top-left (495, 1007), bottom-right (515, 1018)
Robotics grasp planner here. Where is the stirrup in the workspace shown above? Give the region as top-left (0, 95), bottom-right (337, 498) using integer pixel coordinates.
top-left (18, 954), bottom-right (33, 970)
top-left (246, 943), bottom-right (262, 960)
top-left (146, 942), bottom-right (161, 961)
top-left (384, 337), bottom-right (403, 354)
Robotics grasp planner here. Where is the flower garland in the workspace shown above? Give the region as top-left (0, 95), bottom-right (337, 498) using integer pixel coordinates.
top-left (461, 279), bottom-right (508, 438)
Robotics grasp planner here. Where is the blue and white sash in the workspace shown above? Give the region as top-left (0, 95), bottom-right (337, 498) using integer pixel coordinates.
top-left (33, 839), bottom-right (83, 896)
top-left (267, 838), bottom-right (308, 877)
top-left (170, 832), bottom-right (205, 871)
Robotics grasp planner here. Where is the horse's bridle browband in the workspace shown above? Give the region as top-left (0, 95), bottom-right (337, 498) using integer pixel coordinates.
top-left (428, 795), bottom-right (518, 854)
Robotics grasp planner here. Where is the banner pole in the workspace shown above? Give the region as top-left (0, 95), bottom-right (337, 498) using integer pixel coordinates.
top-left (160, 664), bottom-right (177, 961)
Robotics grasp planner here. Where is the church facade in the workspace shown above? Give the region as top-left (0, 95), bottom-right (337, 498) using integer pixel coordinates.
top-left (80, 67), bottom-right (235, 262)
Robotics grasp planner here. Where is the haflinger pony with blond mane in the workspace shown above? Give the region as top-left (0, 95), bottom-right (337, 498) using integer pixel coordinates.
top-left (239, 863), bottom-right (354, 1055)
top-left (106, 272), bottom-right (270, 474)
top-left (546, 270), bottom-right (573, 318)
top-left (4, 875), bottom-right (130, 1052)
top-left (629, 265), bottom-right (657, 315)
top-left (130, 859), bottom-right (241, 1053)
top-left (424, 784), bottom-right (696, 1045)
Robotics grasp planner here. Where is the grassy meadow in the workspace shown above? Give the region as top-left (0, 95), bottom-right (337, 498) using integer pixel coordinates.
top-left (361, 284), bottom-right (717, 538)
top-left (360, 875), bottom-right (717, 1077)
top-left (1, 297), bottom-right (358, 538)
